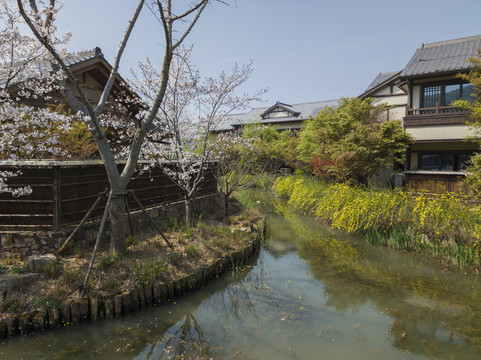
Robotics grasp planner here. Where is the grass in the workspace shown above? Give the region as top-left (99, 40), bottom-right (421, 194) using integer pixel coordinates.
top-left (133, 257), bottom-right (168, 287)
top-left (43, 261), bottom-right (61, 279)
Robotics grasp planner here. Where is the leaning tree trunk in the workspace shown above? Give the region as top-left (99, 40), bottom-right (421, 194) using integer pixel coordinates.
top-left (109, 194), bottom-right (127, 255)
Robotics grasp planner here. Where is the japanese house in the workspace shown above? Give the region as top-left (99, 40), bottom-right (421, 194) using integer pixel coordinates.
top-left (400, 35), bottom-right (481, 192)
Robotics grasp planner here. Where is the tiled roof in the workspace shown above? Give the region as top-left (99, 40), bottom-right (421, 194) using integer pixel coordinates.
top-left (4, 47), bottom-right (105, 87)
top-left (63, 47), bottom-right (103, 67)
top-left (216, 99), bottom-right (339, 131)
top-left (400, 35), bottom-right (481, 78)
top-left (363, 71), bottom-right (401, 94)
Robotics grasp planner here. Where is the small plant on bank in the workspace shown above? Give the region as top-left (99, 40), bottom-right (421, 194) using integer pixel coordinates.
top-left (1, 296), bottom-right (24, 314)
top-left (43, 261), bottom-right (61, 279)
top-left (33, 296), bottom-right (61, 310)
top-left (167, 250), bottom-right (183, 266)
top-left (98, 254), bottom-right (121, 270)
top-left (9, 266), bottom-right (26, 274)
top-left (134, 257), bottom-right (168, 287)
top-left (126, 235), bottom-right (137, 247)
top-left (181, 224), bottom-right (194, 239)
top-left (211, 237), bottom-right (230, 251)
top-left (185, 243), bottom-right (201, 258)
top-left (62, 266), bottom-right (83, 289)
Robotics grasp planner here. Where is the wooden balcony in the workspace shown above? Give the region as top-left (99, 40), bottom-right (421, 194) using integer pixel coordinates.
top-left (404, 105), bottom-right (470, 127)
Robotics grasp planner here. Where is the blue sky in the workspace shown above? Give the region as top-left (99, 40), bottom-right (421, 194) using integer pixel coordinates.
top-left (55, 0), bottom-right (481, 107)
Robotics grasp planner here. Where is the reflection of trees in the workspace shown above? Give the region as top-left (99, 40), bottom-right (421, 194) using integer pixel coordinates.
top-left (273, 196), bottom-right (481, 359)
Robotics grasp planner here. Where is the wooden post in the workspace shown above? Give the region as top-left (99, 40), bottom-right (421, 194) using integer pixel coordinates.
top-left (80, 191), bottom-right (113, 298)
top-left (53, 166), bottom-right (62, 231)
top-left (58, 189), bottom-right (108, 255)
top-left (124, 195), bottom-right (135, 236)
top-left (128, 190), bottom-right (172, 248)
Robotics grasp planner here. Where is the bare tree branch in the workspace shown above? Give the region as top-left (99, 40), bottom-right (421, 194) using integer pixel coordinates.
top-left (173, 1), bottom-right (208, 50)
top-left (171, 0), bottom-right (207, 21)
top-left (94, 0), bottom-right (145, 117)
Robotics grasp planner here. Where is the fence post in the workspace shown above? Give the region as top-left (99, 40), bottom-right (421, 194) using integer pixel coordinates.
top-left (53, 166), bottom-right (62, 231)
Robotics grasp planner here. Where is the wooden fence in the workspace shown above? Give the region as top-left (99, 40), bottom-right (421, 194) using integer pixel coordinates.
top-left (404, 170), bottom-right (465, 194)
top-left (0, 160), bottom-right (217, 230)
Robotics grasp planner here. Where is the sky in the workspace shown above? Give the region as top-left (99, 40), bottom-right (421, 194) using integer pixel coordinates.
top-left (54, 0), bottom-right (481, 108)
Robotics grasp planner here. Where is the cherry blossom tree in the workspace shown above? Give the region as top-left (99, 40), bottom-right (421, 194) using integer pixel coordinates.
top-left (132, 46), bottom-right (266, 224)
top-left (211, 128), bottom-right (265, 216)
top-left (0, 0), bottom-right (73, 195)
top-left (6, 0), bottom-right (219, 255)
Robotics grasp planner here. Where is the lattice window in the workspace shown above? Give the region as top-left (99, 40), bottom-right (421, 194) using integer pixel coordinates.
top-left (423, 85), bottom-right (441, 108)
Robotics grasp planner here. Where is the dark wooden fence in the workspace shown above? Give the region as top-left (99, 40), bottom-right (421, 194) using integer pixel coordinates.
top-left (0, 160), bottom-right (217, 230)
top-left (405, 171), bottom-right (465, 194)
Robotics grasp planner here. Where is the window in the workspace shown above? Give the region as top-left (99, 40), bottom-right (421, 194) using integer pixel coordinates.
top-left (444, 84), bottom-right (460, 105)
top-left (419, 152), bottom-right (473, 171)
top-left (462, 83), bottom-right (475, 101)
top-left (423, 86), bottom-right (441, 108)
top-left (421, 82), bottom-right (474, 108)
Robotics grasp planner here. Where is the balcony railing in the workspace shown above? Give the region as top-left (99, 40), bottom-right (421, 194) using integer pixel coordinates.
top-left (404, 104), bottom-right (470, 127)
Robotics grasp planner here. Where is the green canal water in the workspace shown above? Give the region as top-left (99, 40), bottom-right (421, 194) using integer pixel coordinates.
top-left (2, 191), bottom-right (481, 359)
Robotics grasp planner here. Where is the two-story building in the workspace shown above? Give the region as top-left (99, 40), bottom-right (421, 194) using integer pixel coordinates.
top-left (358, 70), bottom-right (407, 122)
top-left (400, 35), bottom-right (481, 192)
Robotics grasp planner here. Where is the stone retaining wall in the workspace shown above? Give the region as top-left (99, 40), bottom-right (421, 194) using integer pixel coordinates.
top-left (0, 222), bottom-right (264, 339)
top-left (0, 194), bottom-right (218, 259)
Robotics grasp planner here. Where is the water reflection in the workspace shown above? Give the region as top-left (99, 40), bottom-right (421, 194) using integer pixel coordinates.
top-left (270, 192), bottom-right (481, 359)
top-left (2, 190), bottom-right (481, 359)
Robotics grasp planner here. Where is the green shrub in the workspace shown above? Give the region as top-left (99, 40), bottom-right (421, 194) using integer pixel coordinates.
top-left (134, 257), bottom-right (168, 287)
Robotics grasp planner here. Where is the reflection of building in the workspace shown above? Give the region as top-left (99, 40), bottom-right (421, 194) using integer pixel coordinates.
top-left (217, 100), bottom-right (338, 132)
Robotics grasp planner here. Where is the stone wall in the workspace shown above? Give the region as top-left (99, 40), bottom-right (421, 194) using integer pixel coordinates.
top-left (0, 194), bottom-right (218, 259)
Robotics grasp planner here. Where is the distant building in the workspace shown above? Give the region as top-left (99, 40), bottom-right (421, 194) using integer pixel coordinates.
top-left (359, 70), bottom-right (407, 123)
top-left (216, 99), bottom-right (339, 132)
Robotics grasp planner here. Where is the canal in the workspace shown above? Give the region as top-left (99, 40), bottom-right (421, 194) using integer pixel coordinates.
top-left (2, 191), bottom-right (481, 359)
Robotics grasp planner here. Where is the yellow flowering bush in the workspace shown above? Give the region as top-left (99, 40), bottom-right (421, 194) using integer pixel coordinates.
top-left (274, 175), bottom-right (481, 268)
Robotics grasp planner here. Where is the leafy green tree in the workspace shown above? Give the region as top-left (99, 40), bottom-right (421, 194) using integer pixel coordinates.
top-left (297, 97), bottom-right (412, 184)
top-left (242, 123), bottom-right (303, 172)
top-left (453, 50), bottom-right (481, 199)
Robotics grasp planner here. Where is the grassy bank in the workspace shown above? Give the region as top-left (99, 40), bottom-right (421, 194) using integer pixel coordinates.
top-left (0, 207), bottom-right (264, 321)
top-left (273, 175), bottom-right (481, 268)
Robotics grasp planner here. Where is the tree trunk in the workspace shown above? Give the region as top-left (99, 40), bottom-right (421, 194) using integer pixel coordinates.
top-left (185, 195), bottom-right (192, 226)
top-left (224, 193), bottom-right (230, 217)
top-left (109, 194), bottom-right (127, 255)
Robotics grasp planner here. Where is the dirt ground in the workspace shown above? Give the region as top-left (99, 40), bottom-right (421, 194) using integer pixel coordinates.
top-left (0, 205), bottom-right (264, 321)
